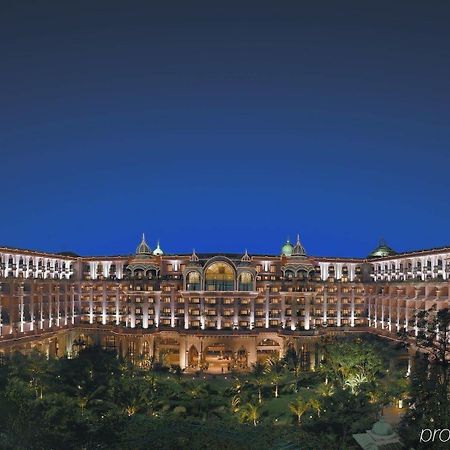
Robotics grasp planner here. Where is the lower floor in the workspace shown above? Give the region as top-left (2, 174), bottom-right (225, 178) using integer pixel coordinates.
top-left (0, 325), bottom-right (413, 373)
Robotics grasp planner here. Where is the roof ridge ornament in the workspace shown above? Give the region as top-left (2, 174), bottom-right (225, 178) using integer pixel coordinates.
top-left (241, 249), bottom-right (251, 262)
top-left (190, 248), bottom-right (199, 262)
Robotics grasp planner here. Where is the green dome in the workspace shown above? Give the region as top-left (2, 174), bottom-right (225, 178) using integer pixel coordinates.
top-left (281, 239), bottom-right (293, 256)
top-left (368, 239), bottom-right (397, 258)
top-left (371, 417), bottom-right (394, 436)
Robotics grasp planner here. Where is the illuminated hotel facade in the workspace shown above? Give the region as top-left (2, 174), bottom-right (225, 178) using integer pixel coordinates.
top-left (0, 235), bottom-right (449, 371)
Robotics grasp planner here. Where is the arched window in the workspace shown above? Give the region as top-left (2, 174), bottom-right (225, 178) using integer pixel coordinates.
top-left (238, 272), bottom-right (253, 291)
top-left (205, 262), bottom-right (234, 291)
top-left (285, 269), bottom-right (295, 279)
top-left (186, 271), bottom-right (201, 291)
top-left (297, 269), bottom-right (308, 281)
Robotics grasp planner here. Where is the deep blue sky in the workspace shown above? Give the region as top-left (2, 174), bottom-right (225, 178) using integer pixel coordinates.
top-left (1, 1), bottom-right (449, 257)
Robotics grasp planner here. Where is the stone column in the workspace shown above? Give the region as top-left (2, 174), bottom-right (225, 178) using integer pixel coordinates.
top-left (184, 295), bottom-right (189, 329)
top-left (70, 285), bottom-right (75, 325)
top-left (155, 292), bottom-right (161, 327)
top-left (63, 284), bottom-right (68, 326)
top-left (179, 336), bottom-right (187, 369)
top-left (89, 285), bottom-right (94, 324)
top-left (102, 282), bottom-right (107, 325)
top-left (171, 287), bottom-right (175, 328)
top-left (39, 286), bottom-right (44, 329)
top-left (30, 283), bottom-right (35, 331)
top-left (115, 286), bottom-right (120, 325)
top-left (143, 293), bottom-right (149, 329)
top-left (56, 285), bottom-right (60, 327)
top-left (336, 285), bottom-right (342, 327)
top-left (217, 296), bottom-right (222, 330)
top-left (350, 286), bottom-right (355, 327)
top-left (304, 294), bottom-right (311, 330)
top-left (19, 283), bottom-right (24, 332)
top-left (247, 337), bottom-right (257, 366)
top-left (0, 283), bottom-right (3, 336)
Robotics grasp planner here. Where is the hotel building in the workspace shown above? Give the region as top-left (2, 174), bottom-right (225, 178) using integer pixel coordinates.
top-left (0, 235), bottom-right (449, 372)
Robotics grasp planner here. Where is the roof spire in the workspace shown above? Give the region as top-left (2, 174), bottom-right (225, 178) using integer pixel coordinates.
top-left (135, 233), bottom-right (152, 255)
top-left (292, 233), bottom-right (306, 256)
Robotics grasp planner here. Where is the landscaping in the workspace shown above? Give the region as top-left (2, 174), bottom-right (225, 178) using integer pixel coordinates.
top-left (0, 335), bottom-right (424, 449)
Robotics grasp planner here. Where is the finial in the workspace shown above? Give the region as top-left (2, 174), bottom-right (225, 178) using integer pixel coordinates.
top-left (241, 249), bottom-right (251, 262)
top-left (190, 248), bottom-right (199, 262)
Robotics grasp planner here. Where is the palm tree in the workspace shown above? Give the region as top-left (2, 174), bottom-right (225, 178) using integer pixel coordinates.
top-left (231, 394), bottom-right (241, 413)
top-left (252, 377), bottom-right (265, 404)
top-left (240, 403), bottom-right (261, 427)
top-left (251, 361), bottom-right (266, 403)
top-left (317, 382), bottom-right (335, 397)
top-left (264, 356), bottom-right (285, 398)
top-left (344, 373), bottom-right (368, 394)
top-left (289, 396), bottom-right (309, 424)
top-left (308, 397), bottom-right (322, 417)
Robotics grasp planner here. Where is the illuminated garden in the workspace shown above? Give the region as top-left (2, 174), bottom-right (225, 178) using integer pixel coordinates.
top-left (1, 333), bottom-right (443, 450)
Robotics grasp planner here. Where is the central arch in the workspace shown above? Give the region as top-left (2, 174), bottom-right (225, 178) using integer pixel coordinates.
top-left (205, 260), bottom-right (235, 291)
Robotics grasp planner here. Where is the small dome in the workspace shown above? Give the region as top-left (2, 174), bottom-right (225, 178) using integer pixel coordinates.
top-left (281, 239), bottom-right (293, 256)
top-left (292, 234), bottom-right (306, 256)
top-left (136, 233), bottom-right (152, 256)
top-left (371, 417), bottom-right (394, 436)
top-left (368, 239), bottom-right (397, 258)
top-left (153, 240), bottom-right (164, 256)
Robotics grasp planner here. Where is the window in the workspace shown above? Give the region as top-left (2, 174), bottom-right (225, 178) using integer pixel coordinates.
top-left (205, 262), bottom-right (234, 291)
top-left (186, 271), bottom-right (201, 291)
top-left (238, 272), bottom-right (253, 291)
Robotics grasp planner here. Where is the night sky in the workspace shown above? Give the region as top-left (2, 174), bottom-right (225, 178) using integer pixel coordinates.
top-left (1, 1), bottom-right (449, 257)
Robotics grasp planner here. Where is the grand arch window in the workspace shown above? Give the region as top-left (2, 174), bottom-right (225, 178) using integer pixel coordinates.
top-left (238, 272), bottom-right (253, 291)
top-left (205, 262), bottom-right (234, 291)
top-left (186, 271), bottom-right (201, 291)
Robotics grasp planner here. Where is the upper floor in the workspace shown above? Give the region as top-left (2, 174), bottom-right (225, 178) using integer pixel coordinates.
top-left (1, 235), bottom-right (449, 287)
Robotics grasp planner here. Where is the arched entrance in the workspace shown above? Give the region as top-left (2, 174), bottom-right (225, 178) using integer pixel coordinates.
top-left (188, 345), bottom-right (199, 368)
